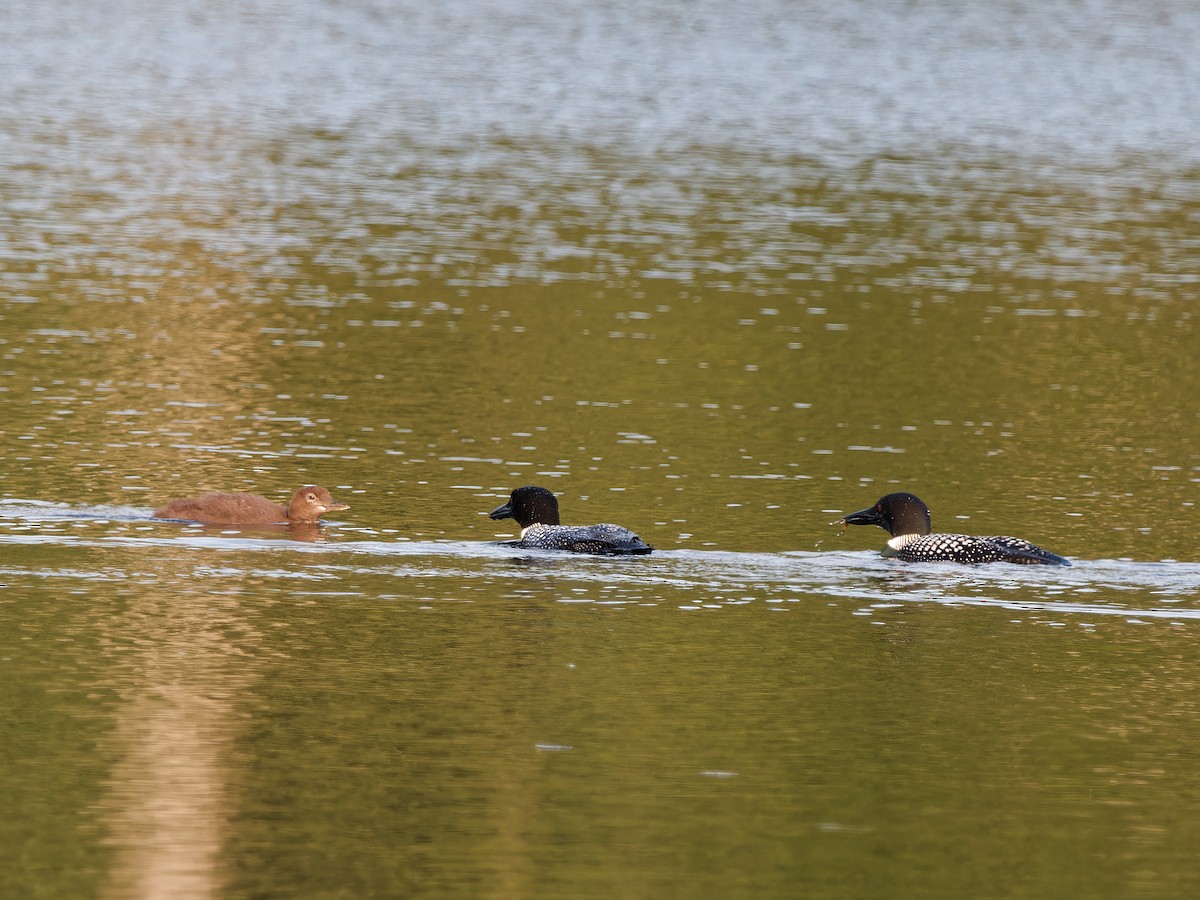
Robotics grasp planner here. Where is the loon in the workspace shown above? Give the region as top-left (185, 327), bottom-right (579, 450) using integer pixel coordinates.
top-left (834, 492), bottom-right (1070, 566)
top-left (488, 485), bottom-right (653, 555)
top-left (154, 485), bottom-right (349, 525)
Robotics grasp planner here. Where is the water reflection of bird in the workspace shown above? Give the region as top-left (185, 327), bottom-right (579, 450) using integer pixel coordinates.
top-left (834, 492), bottom-right (1070, 566)
top-left (154, 485), bottom-right (349, 525)
top-left (489, 485), bottom-right (653, 555)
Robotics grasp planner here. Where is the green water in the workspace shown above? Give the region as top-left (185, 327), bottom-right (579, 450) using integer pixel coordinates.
top-left (3, 1), bottom-right (1200, 898)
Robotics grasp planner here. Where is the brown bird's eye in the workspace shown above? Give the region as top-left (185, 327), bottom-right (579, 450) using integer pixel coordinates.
top-left (307, 493), bottom-right (317, 501)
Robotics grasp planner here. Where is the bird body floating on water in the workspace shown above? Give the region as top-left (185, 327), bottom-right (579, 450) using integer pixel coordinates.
top-left (834, 492), bottom-right (1070, 566)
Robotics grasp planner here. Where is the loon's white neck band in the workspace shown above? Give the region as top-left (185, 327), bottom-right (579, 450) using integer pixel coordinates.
top-left (887, 533), bottom-right (924, 551)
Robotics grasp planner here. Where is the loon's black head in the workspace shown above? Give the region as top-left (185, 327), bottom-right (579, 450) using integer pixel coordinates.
top-left (838, 492), bottom-right (932, 537)
top-left (489, 485), bottom-right (561, 529)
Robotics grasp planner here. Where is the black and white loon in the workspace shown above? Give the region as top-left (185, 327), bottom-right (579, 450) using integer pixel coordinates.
top-left (835, 492), bottom-right (1070, 566)
top-left (489, 485), bottom-right (653, 555)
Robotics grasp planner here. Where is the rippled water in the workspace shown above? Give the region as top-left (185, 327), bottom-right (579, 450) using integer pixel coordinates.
top-left (3, 1), bottom-right (1200, 898)
top-left (5, 503), bottom-right (1200, 619)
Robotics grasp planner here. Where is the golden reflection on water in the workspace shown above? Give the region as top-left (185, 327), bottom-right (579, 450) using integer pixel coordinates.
top-left (96, 585), bottom-right (262, 900)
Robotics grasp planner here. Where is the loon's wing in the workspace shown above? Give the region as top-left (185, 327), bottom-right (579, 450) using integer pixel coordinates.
top-left (984, 536), bottom-right (1071, 566)
top-left (890, 533), bottom-right (1008, 563)
top-left (568, 524), bottom-right (654, 556)
top-left (889, 533), bottom-right (1068, 566)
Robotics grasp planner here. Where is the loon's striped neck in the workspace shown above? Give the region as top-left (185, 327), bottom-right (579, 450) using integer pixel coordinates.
top-left (883, 533), bottom-right (924, 557)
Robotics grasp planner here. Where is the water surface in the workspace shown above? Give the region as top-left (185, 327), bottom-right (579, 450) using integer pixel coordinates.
top-left (2, 1), bottom-right (1199, 897)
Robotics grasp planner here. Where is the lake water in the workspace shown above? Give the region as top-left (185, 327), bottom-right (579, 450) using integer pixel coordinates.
top-left (2, 1), bottom-right (1200, 897)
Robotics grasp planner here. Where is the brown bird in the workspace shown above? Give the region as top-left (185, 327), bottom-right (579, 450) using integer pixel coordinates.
top-left (154, 485), bottom-right (349, 525)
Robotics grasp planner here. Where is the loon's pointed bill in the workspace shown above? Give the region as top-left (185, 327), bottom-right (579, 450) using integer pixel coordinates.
top-left (488, 485), bottom-right (653, 556)
top-left (835, 491), bottom-right (1069, 566)
top-left (839, 505), bottom-right (883, 528)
